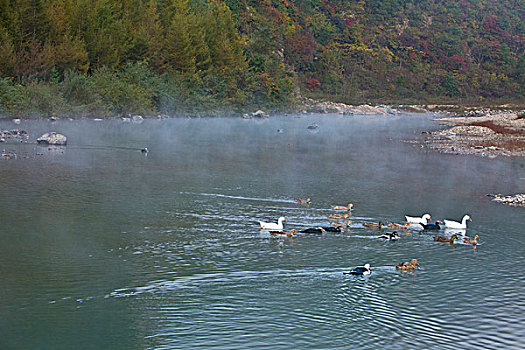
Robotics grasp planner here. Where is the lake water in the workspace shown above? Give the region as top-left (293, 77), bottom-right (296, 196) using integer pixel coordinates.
top-left (1, 114), bottom-right (524, 349)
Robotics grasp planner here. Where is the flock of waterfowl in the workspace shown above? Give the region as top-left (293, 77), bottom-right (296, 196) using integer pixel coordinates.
top-left (258, 200), bottom-right (479, 276)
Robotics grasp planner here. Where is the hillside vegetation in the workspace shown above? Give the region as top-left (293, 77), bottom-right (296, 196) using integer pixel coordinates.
top-left (0, 0), bottom-right (523, 117)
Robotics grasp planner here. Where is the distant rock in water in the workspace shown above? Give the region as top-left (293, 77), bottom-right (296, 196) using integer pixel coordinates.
top-left (37, 132), bottom-right (67, 146)
top-left (490, 193), bottom-right (525, 207)
top-left (132, 115), bottom-right (144, 123)
top-left (252, 110), bottom-right (267, 118)
top-left (1, 129), bottom-right (29, 143)
top-left (1, 149), bottom-right (17, 160)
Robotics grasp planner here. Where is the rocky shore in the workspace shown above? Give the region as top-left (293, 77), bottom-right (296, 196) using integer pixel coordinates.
top-left (299, 98), bottom-right (397, 115)
top-left (422, 110), bottom-right (525, 157)
top-left (294, 101), bottom-right (525, 158)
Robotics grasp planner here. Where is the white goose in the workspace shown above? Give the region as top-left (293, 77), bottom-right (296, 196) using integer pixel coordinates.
top-left (444, 215), bottom-right (471, 229)
top-left (258, 217), bottom-right (287, 230)
top-left (405, 213), bottom-right (431, 225)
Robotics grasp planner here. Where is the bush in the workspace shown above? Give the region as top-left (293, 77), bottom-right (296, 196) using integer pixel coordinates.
top-left (24, 83), bottom-right (68, 116)
top-left (91, 66), bottom-right (155, 115)
top-left (0, 78), bottom-right (29, 115)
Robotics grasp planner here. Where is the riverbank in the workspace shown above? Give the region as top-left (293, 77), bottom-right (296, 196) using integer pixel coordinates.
top-left (420, 110), bottom-right (525, 157)
top-left (298, 100), bottom-right (525, 158)
top-left (3, 95), bottom-right (525, 159)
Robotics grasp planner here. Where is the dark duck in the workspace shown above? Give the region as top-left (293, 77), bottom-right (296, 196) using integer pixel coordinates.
top-left (322, 226), bottom-right (342, 233)
top-left (378, 231), bottom-right (400, 240)
top-left (344, 264), bottom-right (371, 275)
top-left (420, 221), bottom-right (443, 230)
top-left (299, 227), bottom-right (326, 234)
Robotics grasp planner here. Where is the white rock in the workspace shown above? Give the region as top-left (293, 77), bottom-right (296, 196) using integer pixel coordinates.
top-left (132, 115), bottom-right (144, 123)
top-left (37, 132), bottom-right (67, 146)
top-left (252, 110), bottom-right (267, 118)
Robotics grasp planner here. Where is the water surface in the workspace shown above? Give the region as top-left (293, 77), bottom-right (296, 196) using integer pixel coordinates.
top-left (1, 114), bottom-right (524, 349)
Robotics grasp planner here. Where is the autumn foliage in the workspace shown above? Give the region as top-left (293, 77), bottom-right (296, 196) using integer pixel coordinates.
top-left (0, 0), bottom-right (523, 117)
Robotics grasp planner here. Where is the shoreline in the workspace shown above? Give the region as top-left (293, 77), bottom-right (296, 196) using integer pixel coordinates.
top-left (421, 110), bottom-right (525, 157)
top-left (2, 100), bottom-right (524, 158)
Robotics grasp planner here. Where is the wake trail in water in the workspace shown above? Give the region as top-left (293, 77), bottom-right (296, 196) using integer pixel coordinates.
top-left (181, 192), bottom-right (295, 203)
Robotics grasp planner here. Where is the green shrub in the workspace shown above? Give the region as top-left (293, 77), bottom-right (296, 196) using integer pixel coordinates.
top-left (91, 66), bottom-right (155, 115)
top-left (25, 83), bottom-right (69, 116)
top-left (0, 78), bottom-right (29, 115)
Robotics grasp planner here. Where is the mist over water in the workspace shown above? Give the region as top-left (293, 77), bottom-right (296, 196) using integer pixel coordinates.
top-left (1, 114), bottom-right (524, 349)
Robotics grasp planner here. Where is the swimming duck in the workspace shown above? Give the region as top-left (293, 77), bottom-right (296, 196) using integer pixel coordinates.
top-left (299, 227), bottom-right (325, 234)
top-left (332, 204), bottom-right (354, 211)
top-left (327, 213), bottom-right (350, 220)
top-left (420, 221), bottom-right (443, 230)
top-left (433, 234), bottom-right (458, 244)
top-left (294, 198), bottom-right (311, 204)
top-left (331, 221), bottom-right (351, 228)
top-left (141, 147), bottom-right (148, 153)
top-left (387, 222), bottom-right (411, 229)
top-left (378, 231), bottom-right (400, 240)
top-left (258, 217), bottom-right (287, 230)
top-left (405, 214), bottom-right (432, 225)
top-left (444, 215), bottom-right (471, 229)
top-left (269, 229), bottom-right (298, 237)
top-left (396, 259), bottom-right (420, 271)
top-left (344, 264), bottom-right (371, 275)
top-left (463, 234), bottom-right (480, 246)
top-left (362, 221), bottom-right (384, 229)
top-left (322, 226), bottom-right (342, 233)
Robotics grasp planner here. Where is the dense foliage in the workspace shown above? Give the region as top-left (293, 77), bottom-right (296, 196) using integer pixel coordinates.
top-left (0, 0), bottom-right (523, 116)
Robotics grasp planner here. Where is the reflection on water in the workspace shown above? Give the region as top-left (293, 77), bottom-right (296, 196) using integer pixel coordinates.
top-left (1, 114), bottom-right (524, 349)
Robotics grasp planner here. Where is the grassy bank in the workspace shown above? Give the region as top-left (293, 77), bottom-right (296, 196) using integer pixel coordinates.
top-left (0, 62), bottom-right (299, 119)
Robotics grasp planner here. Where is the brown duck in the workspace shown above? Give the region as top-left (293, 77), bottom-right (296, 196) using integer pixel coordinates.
top-left (331, 203), bottom-right (354, 211)
top-left (396, 259), bottom-right (420, 271)
top-left (433, 234), bottom-right (458, 244)
top-left (363, 221), bottom-right (384, 229)
top-left (463, 235), bottom-right (480, 246)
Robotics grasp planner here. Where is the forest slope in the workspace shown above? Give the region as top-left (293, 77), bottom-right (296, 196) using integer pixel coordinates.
top-left (0, 0), bottom-right (523, 117)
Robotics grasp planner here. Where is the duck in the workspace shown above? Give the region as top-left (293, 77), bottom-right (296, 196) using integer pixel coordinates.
top-left (396, 259), bottom-right (420, 271)
top-left (322, 226), bottom-right (342, 233)
top-left (299, 227), bottom-right (325, 234)
top-left (327, 213), bottom-right (350, 220)
top-left (258, 217), bottom-right (287, 230)
top-left (463, 234), bottom-right (480, 246)
top-left (419, 221), bottom-right (443, 230)
top-left (362, 221), bottom-right (384, 229)
top-left (269, 229), bottom-right (298, 237)
top-left (332, 203), bottom-right (354, 211)
top-left (405, 214), bottom-right (432, 225)
top-left (294, 198), bottom-right (311, 204)
top-left (344, 263), bottom-right (371, 275)
top-left (331, 221), bottom-right (351, 228)
top-left (387, 222), bottom-right (411, 229)
top-left (444, 215), bottom-right (471, 229)
top-left (433, 234), bottom-right (458, 244)
top-left (378, 231), bottom-right (400, 240)
top-left (141, 147), bottom-right (148, 153)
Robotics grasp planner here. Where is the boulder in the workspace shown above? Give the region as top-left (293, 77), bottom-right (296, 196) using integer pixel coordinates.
top-left (132, 115), bottom-right (144, 123)
top-left (491, 193), bottom-right (525, 207)
top-left (37, 132), bottom-right (67, 146)
top-left (252, 110), bottom-right (267, 118)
